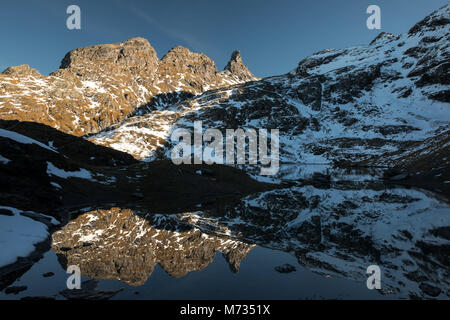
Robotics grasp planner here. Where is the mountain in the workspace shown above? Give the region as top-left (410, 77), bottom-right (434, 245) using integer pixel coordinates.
top-left (0, 38), bottom-right (257, 136)
top-left (84, 4), bottom-right (449, 190)
top-left (1, 6), bottom-right (448, 184)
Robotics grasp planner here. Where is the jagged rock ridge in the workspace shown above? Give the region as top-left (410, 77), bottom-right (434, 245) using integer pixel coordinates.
top-left (0, 38), bottom-right (257, 136)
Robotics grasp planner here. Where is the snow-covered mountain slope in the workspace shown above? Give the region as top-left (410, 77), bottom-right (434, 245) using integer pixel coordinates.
top-left (89, 4), bottom-right (450, 181)
top-left (0, 38), bottom-right (257, 136)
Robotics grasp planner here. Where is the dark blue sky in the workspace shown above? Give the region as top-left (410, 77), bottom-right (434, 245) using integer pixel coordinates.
top-left (0, 0), bottom-right (447, 77)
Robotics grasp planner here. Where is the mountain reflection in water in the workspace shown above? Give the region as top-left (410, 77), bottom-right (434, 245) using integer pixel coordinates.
top-left (51, 173), bottom-right (450, 299)
top-left (52, 208), bottom-right (255, 286)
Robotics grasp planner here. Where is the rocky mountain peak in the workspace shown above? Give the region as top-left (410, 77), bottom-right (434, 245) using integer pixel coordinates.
top-left (1, 64), bottom-right (41, 78)
top-left (157, 46), bottom-right (221, 92)
top-left (408, 3), bottom-right (449, 35)
top-left (369, 32), bottom-right (397, 45)
top-left (160, 46), bottom-right (219, 75)
top-left (163, 45), bottom-right (195, 56)
top-left (0, 36), bottom-right (259, 137)
top-left (229, 50), bottom-right (243, 64)
top-left (58, 37), bottom-right (159, 75)
top-left (223, 50), bottom-right (257, 81)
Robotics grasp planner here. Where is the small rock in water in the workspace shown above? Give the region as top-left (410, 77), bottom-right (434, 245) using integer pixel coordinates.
top-left (274, 264), bottom-right (297, 274)
top-left (419, 283), bottom-right (441, 297)
top-left (197, 168), bottom-right (213, 176)
top-left (43, 272), bottom-right (55, 278)
top-left (5, 286), bottom-right (28, 295)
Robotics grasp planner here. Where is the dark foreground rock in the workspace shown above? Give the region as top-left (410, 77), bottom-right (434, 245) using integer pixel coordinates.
top-left (5, 286), bottom-right (27, 295)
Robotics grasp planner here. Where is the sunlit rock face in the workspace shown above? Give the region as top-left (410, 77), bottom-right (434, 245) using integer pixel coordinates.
top-left (0, 38), bottom-right (257, 136)
top-left (52, 208), bottom-right (255, 286)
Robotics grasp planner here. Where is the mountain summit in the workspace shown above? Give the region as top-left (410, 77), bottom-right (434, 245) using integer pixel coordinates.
top-left (223, 50), bottom-right (257, 82)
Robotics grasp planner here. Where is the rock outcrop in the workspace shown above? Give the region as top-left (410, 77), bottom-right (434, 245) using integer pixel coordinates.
top-left (2, 65), bottom-right (42, 78)
top-left (223, 50), bottom-right (257, 82)
top-left (58, 37), bottom-right (159, 75)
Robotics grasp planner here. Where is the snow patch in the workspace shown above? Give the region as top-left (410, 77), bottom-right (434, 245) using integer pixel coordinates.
top-left (0, 206), bottom-right (51, 268)
top-left (46, 162), bottom-right (93, 179)
top-left (0, 129), bottom-right (58, 153)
